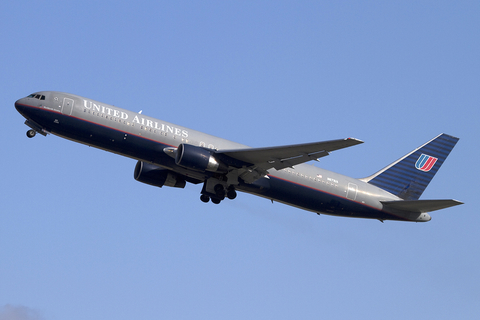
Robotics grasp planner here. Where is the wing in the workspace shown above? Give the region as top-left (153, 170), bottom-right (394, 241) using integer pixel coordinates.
top-left (216, 138), bottom-right (363, 183)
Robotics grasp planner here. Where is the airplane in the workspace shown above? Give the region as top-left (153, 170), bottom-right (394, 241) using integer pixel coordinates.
top-left (15, 91), bottom-right (463, 222)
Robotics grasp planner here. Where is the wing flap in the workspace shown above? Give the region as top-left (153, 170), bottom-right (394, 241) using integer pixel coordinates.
top-left (381, 199), bottom-right (463, 213)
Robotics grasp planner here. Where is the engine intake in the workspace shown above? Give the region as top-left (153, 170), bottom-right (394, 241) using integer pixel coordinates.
top-left (134, 161), bottom-right (186, 188)
top-left (171, 144), bottom-right (227, 173)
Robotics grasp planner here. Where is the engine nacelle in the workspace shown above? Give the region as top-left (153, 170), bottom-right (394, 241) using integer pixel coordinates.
top-left (134, 161), bottom-right (186, 188)
top-left (174, 144), bottom-right (227, 173)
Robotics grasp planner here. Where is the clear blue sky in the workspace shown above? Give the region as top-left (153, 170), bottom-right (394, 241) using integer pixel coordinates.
top-left (1, 1), bottom-right (479, 319)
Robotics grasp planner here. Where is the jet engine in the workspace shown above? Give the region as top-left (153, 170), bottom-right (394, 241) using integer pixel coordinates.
top-left (134, 161), bottom-right (186, 188)
top-left (166, 144), bottom-right (228, 173)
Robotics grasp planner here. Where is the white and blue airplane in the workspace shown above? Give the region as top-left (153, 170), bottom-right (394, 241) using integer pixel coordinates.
top-left (15, 91), bottom-right (462, 222)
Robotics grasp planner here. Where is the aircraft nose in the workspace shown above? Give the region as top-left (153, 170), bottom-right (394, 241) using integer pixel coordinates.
top-left (15, 95), bottom-right (39, 118)
top-left (15, 97), bottom-right (28, 114)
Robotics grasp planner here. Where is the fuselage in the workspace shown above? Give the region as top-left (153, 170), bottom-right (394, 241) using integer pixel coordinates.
top-left (15, 91), bottom-right (431, 222)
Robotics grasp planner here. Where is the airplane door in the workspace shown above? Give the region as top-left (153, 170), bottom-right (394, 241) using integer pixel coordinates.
top-left (346, 183), bottom-right (358, 200)
top-left (62, 98), bottom-right (74, 115)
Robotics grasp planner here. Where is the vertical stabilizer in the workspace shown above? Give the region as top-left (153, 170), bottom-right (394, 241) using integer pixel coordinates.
top-left (362, 134), bottom-right (459, 200)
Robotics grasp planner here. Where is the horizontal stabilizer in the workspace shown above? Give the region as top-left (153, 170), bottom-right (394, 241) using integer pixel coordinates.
top-left (381, 199), bottom-right (463, 213)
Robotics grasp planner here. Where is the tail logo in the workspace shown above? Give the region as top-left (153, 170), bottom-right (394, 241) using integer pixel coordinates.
top-left (415, 154), bottom-right (438, 172)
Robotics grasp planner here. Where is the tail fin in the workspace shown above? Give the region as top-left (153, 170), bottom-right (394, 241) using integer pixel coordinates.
top-left (362, 133), bottom-right (459, 200)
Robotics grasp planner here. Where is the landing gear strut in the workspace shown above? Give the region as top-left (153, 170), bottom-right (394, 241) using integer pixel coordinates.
top-left (214, 184), bottom-right (226, 199)
top-left (26, 129), bottom-right (36, 138)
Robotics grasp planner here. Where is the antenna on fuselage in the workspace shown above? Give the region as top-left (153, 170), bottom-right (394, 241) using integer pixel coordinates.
top-left (138, 110), bottom-right (143, 114)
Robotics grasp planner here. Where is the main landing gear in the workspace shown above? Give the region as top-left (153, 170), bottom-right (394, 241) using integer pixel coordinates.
top-left (200, 184), bottom-right (237, 204)
top-left (26, 129), bottom-right (36, 138)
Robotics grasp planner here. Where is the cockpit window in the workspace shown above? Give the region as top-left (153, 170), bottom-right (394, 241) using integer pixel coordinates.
top-left (28, 93), bottom-right (46, 100)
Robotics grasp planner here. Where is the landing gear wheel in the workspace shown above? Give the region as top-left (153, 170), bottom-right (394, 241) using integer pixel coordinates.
top-left (26, 129), bottom-right (36, 138)
top-left (211, 197), bottom-right (221, 204)
top-left (227, 188), bottom-right (237, 200)
top-left (214, 184), bottom-right (226, 199)
top-left (200, 194), bottom-right (210, 203)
